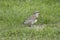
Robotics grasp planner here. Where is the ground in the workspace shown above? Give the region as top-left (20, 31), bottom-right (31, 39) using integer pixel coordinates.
top-left (0, 0), bottom-right (60, 40)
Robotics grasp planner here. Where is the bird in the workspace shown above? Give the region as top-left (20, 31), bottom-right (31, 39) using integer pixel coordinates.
top-left (23, 11), bottom-right (40, 27)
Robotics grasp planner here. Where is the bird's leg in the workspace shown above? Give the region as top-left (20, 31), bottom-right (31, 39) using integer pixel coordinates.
top-left (29, 25), bottom-right (31, 27)
top-left (29, 24), bottom-right (32, 27)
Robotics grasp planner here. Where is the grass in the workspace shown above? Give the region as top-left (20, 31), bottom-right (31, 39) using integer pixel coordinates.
top-left (0, 0), bottom-right (60, 40)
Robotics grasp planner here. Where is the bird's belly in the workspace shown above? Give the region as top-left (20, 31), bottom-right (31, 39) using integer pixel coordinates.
top-left (32, 19), bottom-right (37, 24)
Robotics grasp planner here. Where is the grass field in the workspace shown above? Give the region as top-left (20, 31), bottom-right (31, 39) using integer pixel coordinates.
top-left (0, 0), bottom-right (60, 40)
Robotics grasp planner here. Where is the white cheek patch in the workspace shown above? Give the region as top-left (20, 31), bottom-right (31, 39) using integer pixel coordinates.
top-left (36, 15), bottom-right (38, 17)
top-left (35, 13), bottom-right (39, 17)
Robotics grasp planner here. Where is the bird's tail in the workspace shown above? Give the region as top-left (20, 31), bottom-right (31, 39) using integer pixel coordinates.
top-left (23, 20), bottom-right (26, 25)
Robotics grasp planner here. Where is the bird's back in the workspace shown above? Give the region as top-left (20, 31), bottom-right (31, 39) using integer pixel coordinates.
top-left (24, 15), bottom-right (37, 24)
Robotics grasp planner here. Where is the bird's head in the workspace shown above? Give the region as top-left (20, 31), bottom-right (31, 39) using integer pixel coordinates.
top-left (33, 11), bottom-right (40, 17)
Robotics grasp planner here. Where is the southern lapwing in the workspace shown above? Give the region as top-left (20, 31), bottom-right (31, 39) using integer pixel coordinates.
top-left (24, 11), bottom-right (39, 27)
